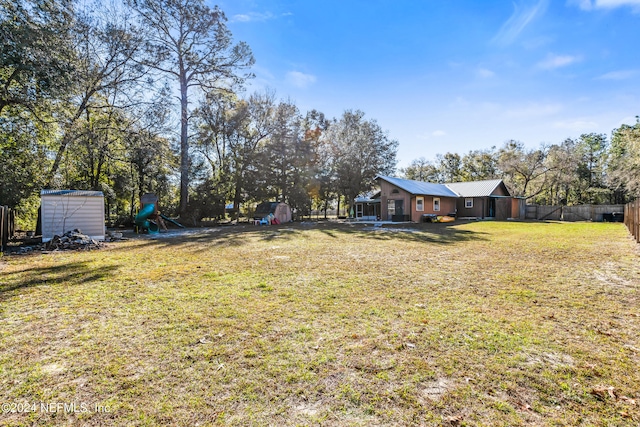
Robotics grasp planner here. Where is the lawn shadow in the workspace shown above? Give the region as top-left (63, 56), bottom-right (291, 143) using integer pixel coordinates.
top-left (316, 221), bottom-right (489, 245)
top-left (110, 221), bottom-right (486, 253)
top-left (117, 224), bottom-right (305, 252)
top-left (0, 261), bottom-right (119, 299)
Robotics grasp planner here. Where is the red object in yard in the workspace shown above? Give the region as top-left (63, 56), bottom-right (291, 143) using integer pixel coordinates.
top-left (272, 218), bottom-right (280, 225)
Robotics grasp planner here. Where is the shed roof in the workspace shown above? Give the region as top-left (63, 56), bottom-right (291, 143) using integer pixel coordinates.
top-left (376, 175), bottom-right (459, 197)
top-left (444, 179), bottom-right (508, 197)
top-left (41, 189), bottom-right (104, 197)
top-left (255, 201), bottom-right (290, 215)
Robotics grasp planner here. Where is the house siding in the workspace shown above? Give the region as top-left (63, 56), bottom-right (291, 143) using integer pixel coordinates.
top-left (493, 184), bottom-right (509, 196)
top-left (411, 196), bottom-right (457, 222)
top-left (457, 198), bottom-right (486, 218)
top-left (379, 181), bottom-right (411, 220)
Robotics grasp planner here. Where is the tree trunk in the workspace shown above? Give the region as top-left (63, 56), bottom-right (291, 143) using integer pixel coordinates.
top-left (179, 73), bottom-right (190, 217)
top-left (233, 184), bottom-right (242, 223)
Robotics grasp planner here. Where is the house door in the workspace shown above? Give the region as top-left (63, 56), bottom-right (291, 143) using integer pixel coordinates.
top-left (395, 200), bottom-right (404, 216)
top-left (488, 198), bottom-right (496, 217)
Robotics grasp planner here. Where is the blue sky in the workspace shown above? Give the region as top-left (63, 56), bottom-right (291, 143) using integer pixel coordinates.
top-left (218, 0), bottom-right (640, 167)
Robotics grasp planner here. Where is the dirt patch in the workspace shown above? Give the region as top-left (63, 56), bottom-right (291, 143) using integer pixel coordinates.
top-left (525, 351), bottom-right (575, 369)
top-left (293, 401), bottom-right (324, 417)
top-left (420, 378), bottom-right (454, 402)
top-left (593, 262), bottom-right (636, 289)
top-left (41, 362), bottom-right (66, 375)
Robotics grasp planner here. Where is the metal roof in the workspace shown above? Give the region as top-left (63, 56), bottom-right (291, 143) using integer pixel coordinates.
top-left (444, 179), bottom-right (506, 198)
top-left (41, 189), bottom-right (104, 197)
top-left (376, 175), bottom-right (459, 197)
top-left (355, 190), bottom-right (381, 203)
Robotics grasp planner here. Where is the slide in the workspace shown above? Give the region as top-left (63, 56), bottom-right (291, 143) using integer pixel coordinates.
top-left (160, 214), bottom-right (185, 228)
top-left (135, 203), bottom-right (159, 234)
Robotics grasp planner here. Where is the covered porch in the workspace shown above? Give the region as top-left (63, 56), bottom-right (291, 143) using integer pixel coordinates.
top-left (354, 193), bottom-right (381, 221)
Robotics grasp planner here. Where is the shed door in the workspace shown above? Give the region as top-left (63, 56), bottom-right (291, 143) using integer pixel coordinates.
top-left (395, 200), bottom-right (404, 216)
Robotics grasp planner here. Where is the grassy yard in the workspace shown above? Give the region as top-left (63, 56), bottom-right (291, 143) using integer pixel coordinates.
top-left (1, 221), bottom-right (639, 426)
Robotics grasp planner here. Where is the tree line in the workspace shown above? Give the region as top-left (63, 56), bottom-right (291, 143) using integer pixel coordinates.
top-left (0, 0), bottom-right (397, 227)
top-left (402, 121), bottom-right (640, 206)
top-left (2, 1), bottom-right (639, 230)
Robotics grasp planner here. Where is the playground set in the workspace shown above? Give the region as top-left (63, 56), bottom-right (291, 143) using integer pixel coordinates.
top-left (134, 193), bottom-right (184, 234)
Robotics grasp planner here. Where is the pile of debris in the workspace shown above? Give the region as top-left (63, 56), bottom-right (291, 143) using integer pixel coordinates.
top-left (45, 229), bottom-right (103, 251)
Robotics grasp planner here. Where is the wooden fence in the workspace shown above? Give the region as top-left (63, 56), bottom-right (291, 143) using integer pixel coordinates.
top-left (525, 204), bottom-right (625, 222)
top-left (1, 205), bottom-right (15, 253)
top-left (625, 200), bottom-right (640, 244)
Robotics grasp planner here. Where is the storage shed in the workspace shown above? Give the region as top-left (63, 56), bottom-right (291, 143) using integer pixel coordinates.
top-left (253, 202), bottom-right (292, 224)
top-left (41, 190), bottom-right (105, 242)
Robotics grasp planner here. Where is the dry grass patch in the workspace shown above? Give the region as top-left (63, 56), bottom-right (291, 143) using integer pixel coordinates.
top-left (1, 221), bottom-right (639, 426)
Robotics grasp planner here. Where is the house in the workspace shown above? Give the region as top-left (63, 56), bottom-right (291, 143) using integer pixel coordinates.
top-left (376, 175), bottom-right (459, 222)
top-left (357, 176), bottom-right (523, 222)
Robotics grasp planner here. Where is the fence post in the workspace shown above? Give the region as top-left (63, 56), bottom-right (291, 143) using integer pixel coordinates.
top-left (633, 200), bottom-right (640, 242)
top-left (628, 200), bottom-right (640, 244)
top-left (1, 206), bottom-right (6, 253)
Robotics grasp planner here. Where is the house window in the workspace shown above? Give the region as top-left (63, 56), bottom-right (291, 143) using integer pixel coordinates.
top-left (416, 197), bottom-right (424, 212)
top-left (391, 189), bottom-right (400, 194)
top-left (387, 199), bottom-right (395, 216)
top-left (465, 198), bottom-right (473, 208)
top-left (433, 197), bottom-right (440, 212)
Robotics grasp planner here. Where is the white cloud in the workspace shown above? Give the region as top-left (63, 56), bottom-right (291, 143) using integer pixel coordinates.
top-left (597, 69), bottom-right (638, 80)
top-left (492, 0), bottom-right (549, 46)
top-left (432, 130), bottom-right (447, 137)
top-left (568, 0), bottom-right (594, 10)
top-left (232, 14), bottom-right (251, 22)
top-left (477, 68), bottom-right (496, 78)
top-left (537, 54), bottom-right (581, 69)
top-left (286, 71), bottom-right (317, 88)
top-left (570, 0), bottom-right (640, 10)
top-left (230, 12), bottom-right (275, 23)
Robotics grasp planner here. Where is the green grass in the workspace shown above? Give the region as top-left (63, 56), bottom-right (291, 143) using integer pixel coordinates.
top-left (1, 221), bottom-right (639, 426)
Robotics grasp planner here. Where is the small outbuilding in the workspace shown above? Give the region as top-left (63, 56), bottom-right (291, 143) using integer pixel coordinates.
top-left (253, 202), bottom-right (292, 224)
top-left (40, 190), bottom-right (105, 242)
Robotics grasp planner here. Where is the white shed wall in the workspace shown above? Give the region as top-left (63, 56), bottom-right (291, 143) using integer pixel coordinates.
top-left (41, 193), bottom-right (105, 242)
